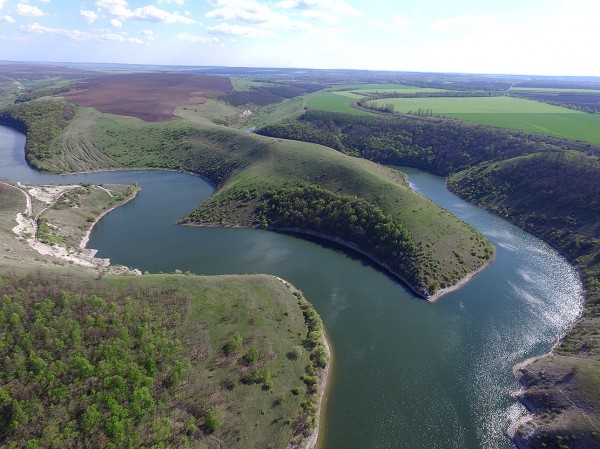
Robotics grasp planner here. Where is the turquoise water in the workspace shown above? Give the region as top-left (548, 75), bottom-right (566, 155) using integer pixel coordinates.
top-left (0, 125), bottom-right (582, 448)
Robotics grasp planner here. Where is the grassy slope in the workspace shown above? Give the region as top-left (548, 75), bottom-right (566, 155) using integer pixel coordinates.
top-left (0, 182), bottom-right (324, 449)
top-left (370, 96), bottom-right (600, 144)
top-left (448, 152), bottom-right (600, 448)
top-left (33, 105), bottom-right (491, 297)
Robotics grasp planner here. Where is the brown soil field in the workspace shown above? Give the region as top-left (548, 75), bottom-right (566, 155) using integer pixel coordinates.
top-left (63, 73), bottom-right (233, 121)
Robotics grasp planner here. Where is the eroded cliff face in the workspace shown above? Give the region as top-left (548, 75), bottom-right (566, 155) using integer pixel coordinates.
top-left (511, 355), bottom-right (600, 449)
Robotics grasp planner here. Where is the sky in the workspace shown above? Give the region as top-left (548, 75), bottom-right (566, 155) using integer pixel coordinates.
top-left (0, 0), bottom-right (598, 76)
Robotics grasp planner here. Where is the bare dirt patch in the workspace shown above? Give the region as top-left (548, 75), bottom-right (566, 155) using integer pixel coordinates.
top-left (63, 73), bottom-right (233, 121)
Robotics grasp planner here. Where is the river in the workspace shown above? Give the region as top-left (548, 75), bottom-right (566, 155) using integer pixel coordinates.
top-left (0, 125), bottom-right (582, 449)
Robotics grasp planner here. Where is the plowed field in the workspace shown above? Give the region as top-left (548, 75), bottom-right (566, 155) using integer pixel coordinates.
top-left (64, 73), bottom-right (232, 121)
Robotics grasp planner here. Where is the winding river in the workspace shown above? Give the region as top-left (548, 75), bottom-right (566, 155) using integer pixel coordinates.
top-left (0, 125), bottom-right (582, 449)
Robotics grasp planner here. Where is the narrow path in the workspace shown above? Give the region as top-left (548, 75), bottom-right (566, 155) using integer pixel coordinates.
top-left (96, 185), bottom-right (115, 197)
top-left (1, 181), bottom-right (32, 216)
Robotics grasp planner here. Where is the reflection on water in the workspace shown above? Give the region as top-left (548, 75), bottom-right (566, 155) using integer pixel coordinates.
top-left (0, 126), bottom-right (582, 449)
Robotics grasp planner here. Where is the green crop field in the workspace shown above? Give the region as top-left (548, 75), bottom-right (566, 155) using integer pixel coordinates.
top-left (306, 92), bottom-right (371, 115)
top-left (370, 96), bottom-right (600, 144)
top-left (330, 83), bottom-right (420, 91)
top-left (356, 87), bottom-right (443, 95)
top-left (329, 83), bottom-right (444, 95)
top-left (509, 87), bottom-right (600, 93)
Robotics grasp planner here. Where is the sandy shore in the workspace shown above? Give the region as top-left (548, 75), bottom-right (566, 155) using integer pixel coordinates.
top-left (426, 253), bottom-right (496, 302)
top-left (79, 186), bottom-right (139, 249)
top-left (8, 181), bottom-right (141, 275)
top-left (273, 276), bottom-right (332, 449)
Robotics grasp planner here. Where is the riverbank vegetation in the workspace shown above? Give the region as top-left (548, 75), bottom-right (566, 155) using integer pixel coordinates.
top-left (449, 152), bottom-right (600, 448)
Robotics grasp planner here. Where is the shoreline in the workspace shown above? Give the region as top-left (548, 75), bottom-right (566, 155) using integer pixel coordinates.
top-left (186, 222), bottom-right (493, 302)
top-left (79, 185), bottom-right (140, 249)
top-left (426, 252), bottom-right (496, 302)
top-left (8, 180), bottom-right (141, 275)
top-left (272, 276), bottom-right (332, 449)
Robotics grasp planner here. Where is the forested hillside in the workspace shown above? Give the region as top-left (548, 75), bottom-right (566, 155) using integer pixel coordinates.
top-left (257, 110), bottom-right (600, 174)
top-left (0, 99), bottom-right (75, 169)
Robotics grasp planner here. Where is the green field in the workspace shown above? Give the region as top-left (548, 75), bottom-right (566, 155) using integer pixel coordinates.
top-left (306, 92), bottom-right (371, 115)
top-left (356, 87), bottom-right (443, 95)
top-left (330, 83), bottom-right (420, 91)
top-left (509, 87), bottom-right (600, 93)
top-left (370, 96), bottom-right (600, 144)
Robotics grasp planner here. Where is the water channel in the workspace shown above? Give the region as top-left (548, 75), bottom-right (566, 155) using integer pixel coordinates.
top-left (0, 125), bottom-right (582, 449)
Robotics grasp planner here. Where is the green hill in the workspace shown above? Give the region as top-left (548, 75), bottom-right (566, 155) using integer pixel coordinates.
top-left (0, 99), bottom-right (493, 298)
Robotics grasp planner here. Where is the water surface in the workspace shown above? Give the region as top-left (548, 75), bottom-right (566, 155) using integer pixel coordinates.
top-left (0, 125), bottom-right (582, 449)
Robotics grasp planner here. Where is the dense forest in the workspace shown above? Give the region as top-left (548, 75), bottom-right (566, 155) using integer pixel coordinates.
top-left (257, 110), bottom-right (600, 175)
top-left (257, 185), bottom-right (423, 288)
top-left (0, 99), bottom-right (74, 169)
top-left (0, 274), bottom-right (196, 448)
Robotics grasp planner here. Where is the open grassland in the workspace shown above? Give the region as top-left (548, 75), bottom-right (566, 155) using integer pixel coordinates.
top-left (14, 101), bottom-right (492, 297)
top-left (306, 92), bottom-right (371, 115)
top-left (370, 96), bottom-right (600, 144)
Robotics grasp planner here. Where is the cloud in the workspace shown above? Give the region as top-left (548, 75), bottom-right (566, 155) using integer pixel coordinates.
top-left (276, 0), bottom-right (363, 24)
top-left (110, 18), bottom-right (122, 27)
top-left (21, 22), bottom-right (144, 43)
top-left (16, 3), bottom-right (46, 17)
top-left (206, 0), bottom-right (285, 23)
top-left (392, 15), bottom-right (410, 29)
top-left (80, 9), bottom-right (98, 24)
top-left (0, 0), bottom-right (4, 9)
top-left (175, 33), bottom-right (220, 43)
top-left (205, 0), bottom-right (313, 32)
top-left (0, 34), bottom-right (27, 42)
top-left (367, 15), bottom-right (410, 31)
top-left (158, 0), bottom-right (186, 4)
top-left (133, 5), bottom-right (195, 23)
top-left (95, 0), bottom-right (195, 24)
top-left (1, 15), bottom-right (14, 23)
top-left (429, 15), bottom-right (497, 32)
top-left (141, 29), bottom-right (155, 40)
top-left (208, 22), bottom-right (269, 37)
